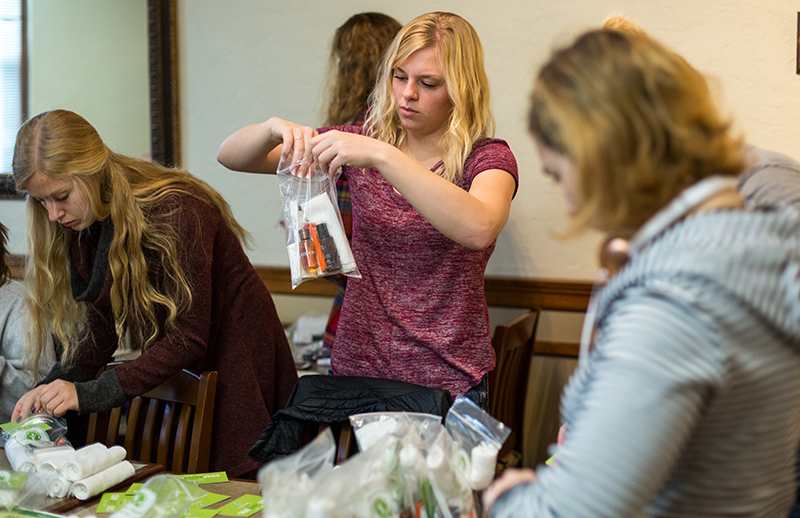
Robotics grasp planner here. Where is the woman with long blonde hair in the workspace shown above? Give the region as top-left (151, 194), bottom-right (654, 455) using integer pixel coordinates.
top-left (218, 12), bottom-right (518, 404)
top-left (485, 23), bottom-right (800, 517)
top-left (12, 110), bottom-right (297, 477)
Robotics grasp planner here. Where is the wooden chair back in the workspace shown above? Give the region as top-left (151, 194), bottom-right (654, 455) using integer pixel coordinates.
top-left (87, 365), bottom-right (217, 474)
top-left (489, 309), bottom-right (540, 468)
top-left (314, 422), bottom-right (356, 465)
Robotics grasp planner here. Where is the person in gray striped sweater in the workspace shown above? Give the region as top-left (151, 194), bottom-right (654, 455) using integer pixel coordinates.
top-left (486, 23), bottom-right (800, 518)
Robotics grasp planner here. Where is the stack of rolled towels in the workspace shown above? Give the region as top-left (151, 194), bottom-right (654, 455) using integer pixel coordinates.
top-left (5, 441), bottom-right (135, 500)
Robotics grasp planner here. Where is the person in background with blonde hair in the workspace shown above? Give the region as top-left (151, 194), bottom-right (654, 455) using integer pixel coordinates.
top-left (11, 110), bottom-right (297, 477)
top-left (319, 12), bottom-right (402, 351)
top-left (485, 22), bottom-right (800, 518)
top-left (218, 11), bottom-right (518, 407)
top-left (0, 221), bottom-right (55, 423)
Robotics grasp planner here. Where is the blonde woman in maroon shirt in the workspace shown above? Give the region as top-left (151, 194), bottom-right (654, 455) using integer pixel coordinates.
top-left (218, 12), bottom-right (518, 404)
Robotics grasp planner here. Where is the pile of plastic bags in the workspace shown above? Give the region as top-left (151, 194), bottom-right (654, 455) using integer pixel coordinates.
top-left (260, 396), bottom-right (510, 518)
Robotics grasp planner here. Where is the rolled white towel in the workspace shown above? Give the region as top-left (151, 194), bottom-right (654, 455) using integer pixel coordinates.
top-left (20, 461), bottom-right (37, 473)
top-left (63, 445), bottom-right (126, 481)
top-left (70, 461), bottom-right (135, 500)
top-left (41, 443), bottom-right (105, 475)
top-left (399, 443), bottom-right (422, 470)
top-left (468, 442), bottom-right (499, 490)
top-left (49, 475), bottom-right (72, 498)
top-left (26, 445), bottom-right (75, 473)
top-left (39, 457), bottom-right (66, 475)
top-left (4, 438), bottom-right (33, 472)
top-left (425, 445), bottom-right (457, 495)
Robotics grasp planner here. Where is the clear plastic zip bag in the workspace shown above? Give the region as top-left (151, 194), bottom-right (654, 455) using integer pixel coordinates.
top-left (0, 471), bottom-right (53, 511)
top-left (259, 428), bottom-right (335, 518)
top-left (278, 157), bottom-right (360, 289)
top-left (1, 414), bottom-right (72, 473)
top-left (444, 396), bottom-right (511, 490)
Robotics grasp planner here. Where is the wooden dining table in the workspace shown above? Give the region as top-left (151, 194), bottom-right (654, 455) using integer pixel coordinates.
top-left (69, 477), bottom-right (262, 517)
top-left (0, 447), bottom-right (164, 515)
top-left (1, 447), bottom-right (262, 517)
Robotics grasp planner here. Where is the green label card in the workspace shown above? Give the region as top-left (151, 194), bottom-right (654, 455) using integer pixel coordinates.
top-left (0, 471), bottom-right (28, 488)
top-left (0, 422), bottom-right (19, 433)
top-left (125, 483), bottom-right (144, 495)
top-left (176, 472), bottom-right (229, 484)
top-left (190, 491), bottom-right (229, 508)
top-left (215, 495), bottom-right (264, 517)
top-left (181, 509), bottom-right (220, 518)
top-left (96, 493), bottom-right (134, 513)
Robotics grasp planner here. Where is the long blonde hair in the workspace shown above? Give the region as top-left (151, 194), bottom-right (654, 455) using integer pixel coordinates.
top-left (323, 12), bottom-right (402, 126)
top-left (13, 109), bottom-right (249, 369)
top-left (366, 11), bottom-right (495, 183)
top-left (528, 28), bottom-right (743, 234)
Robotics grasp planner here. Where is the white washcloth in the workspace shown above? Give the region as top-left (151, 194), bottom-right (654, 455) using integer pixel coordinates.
top-left (70, 460), bottom-right (135, 500)
top-left (63, 445), bottom-right (126, 481)
top-left (468, 442), bottom-right (499, 490)
top-left (4, 438), bottom-right (33, 472)
top-left (18, 462), bottom-right (36, 473)
top-left (48, 475), bottom-right (72, 498)
top-left (23, 445), bottom-right (75, 473)
top-left (41, 443), bottom-right (106, 475)
top-left (301, 193), bottom-right (357, 272)
top-left (425, 445), bottom-right (457, 495)
top-left (39, 457), bottom-right (65, 475)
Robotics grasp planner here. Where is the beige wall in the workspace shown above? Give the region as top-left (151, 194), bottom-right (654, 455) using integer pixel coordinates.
top-left (1, 0), bottom-right (149, 254)
top-left (176, 0), bottom-right (797, 341)
top-left (27, 0), bottom-right (149, 156)
top-left (2, 0), bottom-right (797, 340)
top-left (177, 0), bottom-right (799, 283)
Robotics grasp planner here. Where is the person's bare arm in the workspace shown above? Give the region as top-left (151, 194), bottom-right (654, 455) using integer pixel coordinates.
top-left (216, 117), bottom-right (317, 175)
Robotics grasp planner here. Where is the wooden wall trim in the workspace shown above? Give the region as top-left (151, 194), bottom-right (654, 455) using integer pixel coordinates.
top-left (7, 258), bottom-right (593, 313)
top-left (254, 266), bottom-right (594, 312)
top-left (147, 0), bottom-right (180, 167)
top-left (534, 340), bottom-right (580, 357)
top-left (255, 266), bottom-right (340, 297)
top-left (483, 276), bottom-right (593, 311)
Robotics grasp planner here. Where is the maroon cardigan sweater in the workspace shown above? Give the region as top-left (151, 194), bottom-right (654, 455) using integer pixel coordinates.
top-left (43, 191), bottom-right (297, 477)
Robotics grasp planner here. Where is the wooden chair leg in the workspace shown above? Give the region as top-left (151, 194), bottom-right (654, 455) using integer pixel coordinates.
top-left (336, 421), bottom-right (354, 465)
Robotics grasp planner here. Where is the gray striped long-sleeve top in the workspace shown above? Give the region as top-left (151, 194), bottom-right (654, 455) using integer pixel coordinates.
top-left (492, 208), bottom-right (800, 518)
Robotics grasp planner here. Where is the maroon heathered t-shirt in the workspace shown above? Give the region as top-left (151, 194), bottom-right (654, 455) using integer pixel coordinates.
top-left (323, 125), bottom-right (519, 396)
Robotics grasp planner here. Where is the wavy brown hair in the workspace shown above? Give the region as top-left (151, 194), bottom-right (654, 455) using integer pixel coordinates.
top-left (366, 12), bottom-right (495, 184)
top-left (13, 110), bottom-right (250, 370)
top-left (529, 27), bottom-right (743, 234)
top-left (323, 12), bottom-right (402, 126)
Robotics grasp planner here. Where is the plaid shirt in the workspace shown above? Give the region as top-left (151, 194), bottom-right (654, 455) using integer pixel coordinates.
top-left (322, 110), bottom-right (365, 348)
